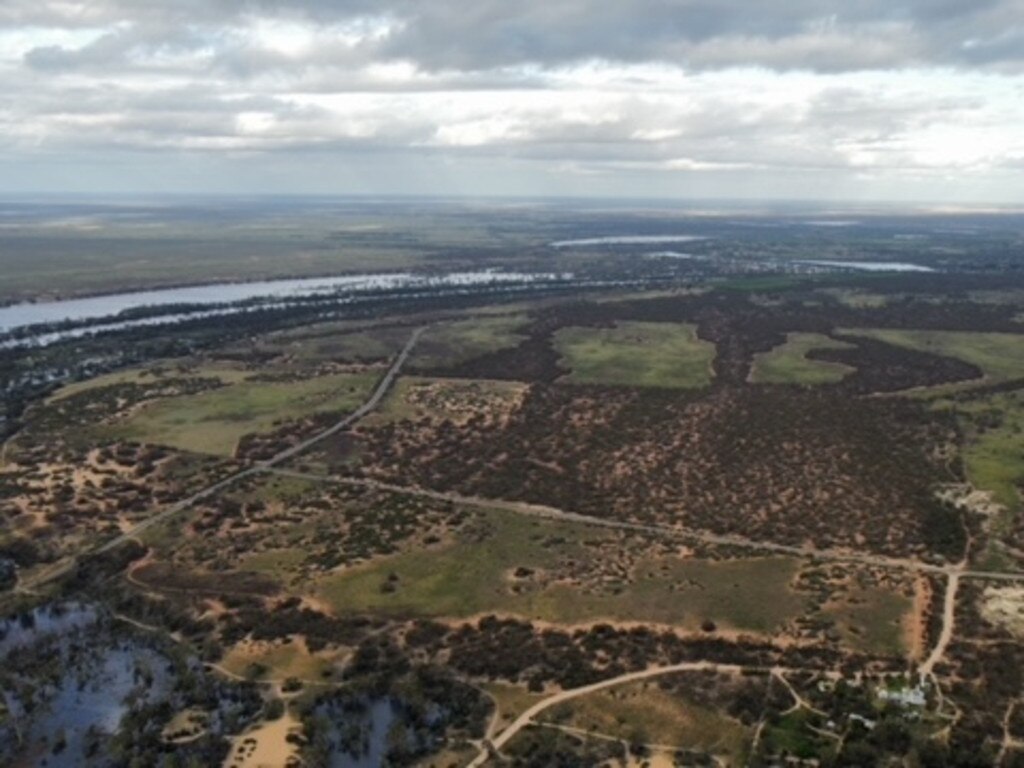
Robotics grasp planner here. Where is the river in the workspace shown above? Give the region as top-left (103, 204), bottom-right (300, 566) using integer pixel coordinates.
top-left (0, 270), bottom-right (571, 344)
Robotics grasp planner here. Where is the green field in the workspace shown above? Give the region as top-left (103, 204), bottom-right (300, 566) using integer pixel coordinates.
top-left (824, 586), bottom-right (911, 656)
top-left (841, 329), bottom-right (1024, 386)
top-left (253, 325), bottom-right (413, 365)
top-left (240, 548), bottom-right (308, 583)
top-left (220, 637), bottom-right (338, 682)
top-left (750, 333), bottom-right (855, 385)
top-left (541, 679), bottom-right (751, 763)
top-left (933, 390), bottom-right (1024, 569)
top-left (108, 370), bottom-right (379, 455)
top-left (553, 321), bottom-right (716, 388)
top-left (842, 331), bottom-right (1024, 564)
top-left (954, 391), bottom-right (1024, 515)
top-left (317, 509), bottom-right (805, 631)
top-left (927, 361), bottom-right (1024, 568)
top-left (49, 362), bottom-right (252, 402)
top-left (410, 315), bottom-right (529, 369)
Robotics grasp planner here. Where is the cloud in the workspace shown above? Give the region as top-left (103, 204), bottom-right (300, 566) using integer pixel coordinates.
top-left (1, 1), bottom-right (1023, 201)
top-left (7, 0), bottom-right (1024, 73)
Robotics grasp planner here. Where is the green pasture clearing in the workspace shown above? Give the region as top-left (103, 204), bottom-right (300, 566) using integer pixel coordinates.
top-left (255, 325), bottom-right (413, 365)
top-left (932, 390), bottom-right (1024, 569)
top-left (839, 329), bottom-right (1024, 387)
top-left (541, 679), bottom-right (751, 764)
top-left (937, 393), bottom-right (1024, 561)
top-left (553, 321), bottom-right (716, 389)
top-left (955, 391), bottom-right (1024, 515)
top-left (220, 637), bottom-right (337, 682)
top-left (823, 586), bottom-right (911, 656)
top-left (240, 548), bottom-right (308, 582)
top-left (316, 509), bottom-right (805, 632)
top-left (483, 683), bottom-right (548, 726)
top-left (107, 370), bottom-right (378, 455)
top-left (49, 361), bottom-right (252, 402)
top-left (750, 333), bottom-right (855, 385)
top-left (410, 315), bottom-right (529, 369)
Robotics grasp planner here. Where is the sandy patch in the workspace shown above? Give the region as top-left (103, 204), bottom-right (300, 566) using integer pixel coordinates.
top-left (626, 752), bottom-right (676, 768)
top-left (936, 483), bottom-right (1004, 517)
top-left (981, 586), bottom-right (1024, 637)
top-left (225, 709), bottom-right (301, 768)
top-left (162, 708), bottom-right (208, 744)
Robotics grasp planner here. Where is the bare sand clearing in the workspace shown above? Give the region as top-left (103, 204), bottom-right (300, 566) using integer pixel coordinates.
top-left (225, 709), bottom-right (301, 768)
top-left (936, 483), bottom-right (1004, 517)
top-left (627, 752), bottom-right (676, 768)
top-left (981, 586), bottom-right (1024, 637)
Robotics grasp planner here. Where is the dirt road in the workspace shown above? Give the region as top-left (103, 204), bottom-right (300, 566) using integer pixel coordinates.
top-left (467, 661), bottom-right (842, 766)
top-left (467, 661), bottom-right (740, 767)
top-left (265, 469), bottom-right (1024, 584)
top-left (16, 327), bottom-right (426, 593)
top-left (919, 571), bottom-right (960, 677)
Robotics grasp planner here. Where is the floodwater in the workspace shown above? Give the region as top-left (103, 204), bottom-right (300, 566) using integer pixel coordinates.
top-left (22, 643), bottom-right (171, 768)
top-left (313, 697), bottom-right (417, 768)
top-left (0, 602), bottom-right (98, 655)
top-left (803, 259), bottom-right (934, 273)
top-left (0, 269), bottom-right (570, 342)
top-left (334, 699), bottom-right (396, 768)
top-left (0, 271), bottom-right (568, 334)
top-left (1, 603), bottom-right (171, 767)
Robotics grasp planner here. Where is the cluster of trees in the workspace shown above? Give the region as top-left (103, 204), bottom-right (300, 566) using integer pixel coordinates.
top-left (353, 373), bottom-right (961, 560)
top-left (398, 616), bottom-right (886, 691)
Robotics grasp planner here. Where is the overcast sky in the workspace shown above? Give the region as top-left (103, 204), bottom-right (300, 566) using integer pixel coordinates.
top-left (2, 1), bottom-right (1023, 202)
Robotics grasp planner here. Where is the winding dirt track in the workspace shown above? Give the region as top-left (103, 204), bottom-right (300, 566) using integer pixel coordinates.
top-left (466, 661), bottom-right (841, 767)
top-left (466, 662), bottom-right (740, 767)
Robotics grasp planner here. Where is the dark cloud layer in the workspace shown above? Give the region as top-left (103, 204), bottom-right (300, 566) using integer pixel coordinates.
top-left (1, 1), bottom-right (1023, 200)
top-left (8, 0), bottom-right (1024, 73)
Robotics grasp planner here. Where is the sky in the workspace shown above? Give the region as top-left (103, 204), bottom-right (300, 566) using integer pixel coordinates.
top-left (2, 1), bottom-right (1023, 203)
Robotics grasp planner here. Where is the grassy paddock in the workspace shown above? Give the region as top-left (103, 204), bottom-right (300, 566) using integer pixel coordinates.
top-left (553, 321), bottom-right (716, 389)
top-left (750, 333), bottom-right (855, 385)
top-left (253, 325), bottom-right (414, 365)
top-left (823, 586), bottom-right (911, 656)
top-left (410, 315), bottom-right (529, 369)
top-left (540, 679), bottom-right (751, 763)
top-left (316, 508), bottom-right (804, 632)
top-left (219, 637), bottom-right (338, 681)
top-left (108, 370), bottom-right (379, 455)
top-left (955, 391), bottom-right (1024, 514)
top-left (49, 361), bottom-right (252, 402)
